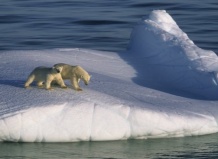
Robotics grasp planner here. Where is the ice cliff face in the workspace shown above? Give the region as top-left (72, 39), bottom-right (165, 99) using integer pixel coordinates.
top-left (128, 10), bottom-right (218, 99)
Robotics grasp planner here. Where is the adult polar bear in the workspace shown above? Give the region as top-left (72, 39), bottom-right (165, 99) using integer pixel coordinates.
top-left (54, 63), bottom-right (91, 91)
top-left (24, 65), bottom-right (67, 90)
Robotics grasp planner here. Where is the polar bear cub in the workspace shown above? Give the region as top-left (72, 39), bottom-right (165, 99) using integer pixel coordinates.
top-left (54, 63), bottom-right (91, 91)
top-left (24, 65), bottom-right (67, 90)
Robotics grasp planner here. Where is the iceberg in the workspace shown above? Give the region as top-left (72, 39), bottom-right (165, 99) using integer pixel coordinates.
top-left (1, 10), bottom-right (218, 142)
top-left (127, 10), bottom-right (218, 99)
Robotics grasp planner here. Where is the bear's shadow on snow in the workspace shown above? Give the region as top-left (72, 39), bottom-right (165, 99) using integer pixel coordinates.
top-left (118, 52), bottom-right (218, 101)
top-left (0, 80), bottom-right (25, 88)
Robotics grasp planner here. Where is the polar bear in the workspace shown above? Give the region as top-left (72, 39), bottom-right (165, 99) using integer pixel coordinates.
top-left (54, 63), bottom-right (91, 91)
top-left (24, 65), bottom-right (67, 90)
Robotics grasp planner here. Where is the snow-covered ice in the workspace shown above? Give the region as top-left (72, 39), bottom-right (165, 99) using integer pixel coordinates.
top-left (1, 10), bottom-right (218, 142)
top-left (128, 10), bottom-right (218, 99)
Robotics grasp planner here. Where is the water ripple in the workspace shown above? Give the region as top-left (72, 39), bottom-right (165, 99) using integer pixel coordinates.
top-left (0, 0), bottom-right (217, 53)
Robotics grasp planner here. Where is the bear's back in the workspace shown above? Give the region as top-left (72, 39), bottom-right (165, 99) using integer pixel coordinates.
top-left (32, 67), bottom-right (51, 74)
top-left (30, 67), bottom-right (53, 80)
top-left (54, 63), bottom-right (75, 79)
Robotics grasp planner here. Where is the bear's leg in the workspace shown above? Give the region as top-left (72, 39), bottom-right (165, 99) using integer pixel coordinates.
top-left (45, 76), bottom-right (53, 90)
top-left (55, 76), bottom-right (67, 89)
top-left (24, 74), bottom-right (35, 88)
top-left (71, 77), bottom-right (82, 91)
top-left (45, 81), bottom-right (52, 90)
top-left (37, 81), bottom-right (44, 87)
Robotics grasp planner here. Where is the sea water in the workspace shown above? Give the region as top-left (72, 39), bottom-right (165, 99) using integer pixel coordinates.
top-left (1, 134), bottom-right (218, 159)
top-left (0, 0), bottom-right (218, 158)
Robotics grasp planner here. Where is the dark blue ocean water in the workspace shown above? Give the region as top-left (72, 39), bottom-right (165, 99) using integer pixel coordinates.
top-left (0, 0), bottom-right (218, 53)
top-left (0, 0), bottom-right (218, 159)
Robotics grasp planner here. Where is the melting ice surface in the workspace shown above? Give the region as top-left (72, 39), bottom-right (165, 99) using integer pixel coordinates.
top-left (1, 10), bottom-right (218, 142)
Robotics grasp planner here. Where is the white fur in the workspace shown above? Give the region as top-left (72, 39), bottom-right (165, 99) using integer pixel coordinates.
top-left (24, 66), bottom-right (67, 90)
top-left (54, 63), bottom-right (91, 91)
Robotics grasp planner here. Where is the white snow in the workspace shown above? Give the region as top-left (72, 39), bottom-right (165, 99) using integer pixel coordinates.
top-left (128, 10), bottom-right (218, 99)
top-left (1, 10), bottom-right (218, 142)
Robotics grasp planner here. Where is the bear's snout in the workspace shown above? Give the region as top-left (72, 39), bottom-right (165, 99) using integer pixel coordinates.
top-left (54, 68), bottom-right (61, 73)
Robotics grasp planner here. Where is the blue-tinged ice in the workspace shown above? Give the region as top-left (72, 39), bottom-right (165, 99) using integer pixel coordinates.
top-left (1, 10), bottom-right (218, 142)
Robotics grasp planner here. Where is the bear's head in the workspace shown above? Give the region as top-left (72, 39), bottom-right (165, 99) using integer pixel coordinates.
top-left (52, 65), bottom-right (63, 73)
top-left (81, 74), bottom-right (91, 85)
top-left (74, 66), bottom-right (91, 85)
